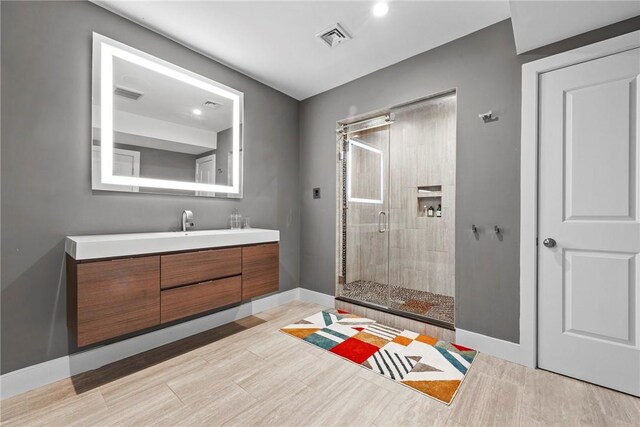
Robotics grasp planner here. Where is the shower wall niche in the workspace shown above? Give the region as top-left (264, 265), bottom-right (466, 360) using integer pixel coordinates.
top-left (336, 92), bottom-right (457, 328)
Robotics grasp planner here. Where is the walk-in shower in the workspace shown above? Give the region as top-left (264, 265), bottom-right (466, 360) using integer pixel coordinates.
top-left (336, 92), bottom-right (456, 329)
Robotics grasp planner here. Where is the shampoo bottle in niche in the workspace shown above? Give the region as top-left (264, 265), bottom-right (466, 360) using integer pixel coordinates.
top-left (436, 204), bottom-right (442, 218)
top-left (427, 206), bottom-right (435, 217)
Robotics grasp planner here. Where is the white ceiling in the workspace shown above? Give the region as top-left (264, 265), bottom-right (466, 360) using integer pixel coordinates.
top-left (93, 1), bottom-right (511, 100)
top-left (93, 1), bottom-right (640, 100)
top-left (509, 0), bottom-right (640, 53)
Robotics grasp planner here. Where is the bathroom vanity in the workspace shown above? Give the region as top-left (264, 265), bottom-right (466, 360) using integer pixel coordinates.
top-left (65, 229), bottom-right (279, 347)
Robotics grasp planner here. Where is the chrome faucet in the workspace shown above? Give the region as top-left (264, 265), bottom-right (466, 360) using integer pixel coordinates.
top-left (181, 210), bottom-right (194, 232)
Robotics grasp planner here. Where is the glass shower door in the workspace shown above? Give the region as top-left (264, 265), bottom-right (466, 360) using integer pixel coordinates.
top-left (341, 123), bottom-right (391, 309)
top-left (338, 94), bottom-right (456, 328)
top-left (386, 95), bottom-right (457, 327)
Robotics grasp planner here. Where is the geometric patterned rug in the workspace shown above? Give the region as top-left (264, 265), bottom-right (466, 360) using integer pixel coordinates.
top-left (280, 309), bottom-right (477, 405)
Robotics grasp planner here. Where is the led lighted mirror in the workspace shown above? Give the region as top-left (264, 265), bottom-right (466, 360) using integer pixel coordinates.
top-left (92, 33), bottom-right (243, 197)
top-left (347, 138), bottom-right (384, 204)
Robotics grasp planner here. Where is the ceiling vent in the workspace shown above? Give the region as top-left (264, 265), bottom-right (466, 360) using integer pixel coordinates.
top-left (114, 85), bottom-right (144, 101)
top-left (316, 23), bottom-right (351, 48)
top-left (204, 100), bottom-right (223, 110)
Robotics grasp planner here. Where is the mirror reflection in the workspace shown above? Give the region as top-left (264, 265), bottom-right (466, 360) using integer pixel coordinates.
top-left (92, 33), bottom-right (243, 197)
top-left (347, 138), bottom-right (384, 204)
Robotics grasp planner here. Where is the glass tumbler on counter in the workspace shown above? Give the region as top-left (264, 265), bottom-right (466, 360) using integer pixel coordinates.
top-left (230, 208), bottom-right (242, 229)
top-left (243, 217), bottom-right (251, 229)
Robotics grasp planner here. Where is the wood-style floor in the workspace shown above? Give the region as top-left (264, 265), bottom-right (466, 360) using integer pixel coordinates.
top-left (1, 300), bottom-right (638, 426)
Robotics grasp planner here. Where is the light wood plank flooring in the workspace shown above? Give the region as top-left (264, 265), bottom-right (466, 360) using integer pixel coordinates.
top-left (1, 300), bottom-right (638, 426)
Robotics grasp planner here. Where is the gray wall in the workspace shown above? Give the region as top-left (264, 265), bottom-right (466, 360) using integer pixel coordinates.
top-left (1, 1), bottom-right (300, 374)
top-left (300, 20), bottom-right (524, 343)
top-left (299, 18), bottom-right (640, 344)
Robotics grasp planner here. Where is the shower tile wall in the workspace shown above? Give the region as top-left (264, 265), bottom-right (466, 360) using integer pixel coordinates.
top-left (389, 96), bottom-right (456, 297)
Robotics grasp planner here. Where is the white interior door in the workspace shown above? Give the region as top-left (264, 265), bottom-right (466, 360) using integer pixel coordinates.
top-left (195, 154), bottom-right (216, 196)
top-left (538, 48), bottom-right (640, 396)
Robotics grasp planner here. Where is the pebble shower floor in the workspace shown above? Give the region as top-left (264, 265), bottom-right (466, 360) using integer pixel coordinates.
top-left (340, 280), bottom-right (455, 325)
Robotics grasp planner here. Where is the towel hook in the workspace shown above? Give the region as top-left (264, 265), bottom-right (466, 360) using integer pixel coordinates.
top-left (479, 110), bottom-right (494, 123)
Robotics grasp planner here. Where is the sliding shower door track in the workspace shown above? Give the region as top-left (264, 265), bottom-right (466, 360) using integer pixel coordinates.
top-left (335, 296), bottom-right (455, 331)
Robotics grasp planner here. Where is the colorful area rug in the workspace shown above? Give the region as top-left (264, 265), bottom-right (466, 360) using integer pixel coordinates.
top-left (280, 309), bottom-right (477, 405)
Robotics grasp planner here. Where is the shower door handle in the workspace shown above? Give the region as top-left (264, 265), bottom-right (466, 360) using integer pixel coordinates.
top-left (378, 211), bottom-right (387, 233)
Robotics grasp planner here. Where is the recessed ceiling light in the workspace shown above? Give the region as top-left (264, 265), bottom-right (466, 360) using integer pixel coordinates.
top-left (372, 2), bottom-right (389, 17)
top-left (192, 108), bottom-right (202, 116)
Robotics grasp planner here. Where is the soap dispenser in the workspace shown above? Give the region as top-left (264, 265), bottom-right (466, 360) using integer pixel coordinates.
top-left (436, 204), bottom-right (442, 218)
top-left (427, 206), bottom-right (435, 217)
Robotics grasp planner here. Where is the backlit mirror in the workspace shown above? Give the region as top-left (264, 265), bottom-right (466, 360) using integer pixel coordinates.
top-left (92, 33), bottom-right (243, 197)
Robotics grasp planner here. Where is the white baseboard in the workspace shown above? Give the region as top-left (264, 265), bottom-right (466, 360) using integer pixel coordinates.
top-left (297, 287), bottom-right (335, 307)
top-left (8, 289), bottom-right (544, 401)
top-left (456, 328), bottom-right (531, 367)
top-left (0, 287), bottom-right (316, 400)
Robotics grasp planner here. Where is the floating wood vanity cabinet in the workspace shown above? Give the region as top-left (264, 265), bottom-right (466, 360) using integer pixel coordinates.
top-left (66, 229), bottom-right (280, 347)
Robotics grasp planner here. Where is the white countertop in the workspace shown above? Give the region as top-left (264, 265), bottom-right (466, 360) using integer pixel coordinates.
top-left (65, 228), bottom-right (280, 260)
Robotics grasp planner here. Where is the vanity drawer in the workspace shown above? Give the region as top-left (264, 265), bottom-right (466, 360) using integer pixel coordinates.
top-left (161, 247), bottom-right (241, 289)
top-left (160, 276), bottom-right (241, 323)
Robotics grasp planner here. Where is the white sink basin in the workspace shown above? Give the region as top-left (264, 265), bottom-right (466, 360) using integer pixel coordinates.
top-left (65, 228), bottom-right (280, 260)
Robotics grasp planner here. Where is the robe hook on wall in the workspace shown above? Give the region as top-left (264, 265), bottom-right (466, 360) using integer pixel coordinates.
top-left (479, 110), bottom-right (497, 123)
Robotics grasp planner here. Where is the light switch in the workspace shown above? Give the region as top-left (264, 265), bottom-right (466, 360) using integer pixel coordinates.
top-left (313, 188), bottom-right (321, 199)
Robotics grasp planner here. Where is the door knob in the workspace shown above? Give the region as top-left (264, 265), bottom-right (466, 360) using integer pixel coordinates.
top-left (543, 238), bottom-right (556, 248)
